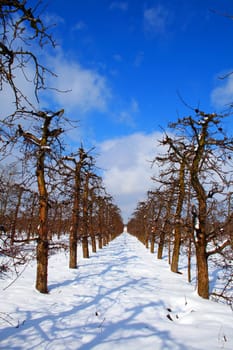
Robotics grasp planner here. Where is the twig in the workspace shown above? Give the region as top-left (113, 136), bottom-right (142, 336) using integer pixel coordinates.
top-left (3, 261), bottom-right (29, 291)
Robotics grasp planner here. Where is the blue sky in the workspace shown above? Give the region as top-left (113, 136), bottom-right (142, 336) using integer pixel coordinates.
top-left (2, 0), bottom-right (233, 222)
top-left (46, 0), bottom-right (233, 136)
top-left (35, 0), bottom-right (233, 222)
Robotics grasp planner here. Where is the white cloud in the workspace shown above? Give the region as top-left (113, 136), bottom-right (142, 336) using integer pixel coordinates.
top-left (116, 98), bottom-right (139, 127)
top-left (0, 51), bottom-right (111, 119)
top-left (0, 65), bottom-right (39, 119)
top-left (43, 13), bottom-right (65, 28)
top-left (0, 83), bottom-right (18, 119)
top-left (144, 5), bottom-right (170, 35)
top-left (44, 55), bottom-right (112, 115)
top-left (109, 2), bottom-right (128, 11)
top-left (96, 132), bottom-right (164, 222)
top-left (113, 54), bottom-right (123, 62)
top-left (130, 98), bottom-right (139, 113)
top-left (134, 51), bottom-right (144, 67)
top-left (73, 21), bottom-right (87, 31)
top-left (211, 73), bottom-right (233, 108)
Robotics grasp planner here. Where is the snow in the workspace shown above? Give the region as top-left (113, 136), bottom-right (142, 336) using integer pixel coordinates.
top-left (0, 233), bottom-right (232, 350)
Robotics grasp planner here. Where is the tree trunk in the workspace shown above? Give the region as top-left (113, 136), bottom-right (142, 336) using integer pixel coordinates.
top-left (157, 189), bottom-right (174, 259)
top-left (89, 195), bottom-right (97, 253)
top-left (98, 234), bottom-right (103, 249)
top-left (98, 202), bottom-right (103, 249)
top-left (187, 236), bottom-right (192, 283)
top-left (157, 230), bottom-right (165, 259)
top-left (191, 172), bottom-right (209, 299)
top-left (196, 241), bottom-right (209, 298)
top-left (171, 227), bottom-right (181, 271)
top-left (11, 186), bottom-right (23, 245)
top-left (103, 233), bottom-right (108, 246)
top-left (34, 115), bottom-right (53, 294)
top-left (82, 236), bottom-right (89, 258)
top-left (168, 231), bottom-right (171, 265)
top-left (36, 150), bottom-right (49, 293)
top-left (82, 173), bottom-right (90, 258)
top-left (171, 160), bottom-right (185, 273)
top-left (69, 162), bottom-right (81, 268)
top-left (36, 237), bottom-right (48, 293)
top-left (69, 232), bottom-right (78, 268)
top-left (150, 234), bottom-right (155, 253)
top-left (27, 193), bottom-right (37, 242)
top-left (91, 235), bottom-right (97, 253)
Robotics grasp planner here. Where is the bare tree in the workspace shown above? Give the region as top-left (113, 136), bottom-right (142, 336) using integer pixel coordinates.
top-left (155, 146), bottom-right (187, 271)
top-left (17, 109), bottom-right (64, 293)
top-left (161, 110), bottom-right (232, 298)
top-left (0, 0), bottom-right (59, 165)
top-left (82, 170), bottom-right (91, 258)
top-left (61, 148), bottom-right (88, 268)
top-left (61, 148), bottom-right (97, 266)
top-left (170, 159), bottom-right (186, 272)
top-left (0, 0), bottom-right (55, 111)
top-left (156, 187), bottom-right (175, 261)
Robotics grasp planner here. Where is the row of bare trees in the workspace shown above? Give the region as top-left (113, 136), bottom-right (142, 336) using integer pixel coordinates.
top-left (0, 144), bottom-right (123, 293)
top-left (128, 110), bottom-right (233, 303)
top-left (0, 1), bottom-right (123, 293)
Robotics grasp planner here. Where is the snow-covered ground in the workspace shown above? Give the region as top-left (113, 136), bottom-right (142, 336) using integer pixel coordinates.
top-left (0, 233), bottom-right (232, 350)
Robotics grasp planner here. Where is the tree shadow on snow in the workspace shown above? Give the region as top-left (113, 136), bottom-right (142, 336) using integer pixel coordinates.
top-left (0, 243), bottom-right (198, 350)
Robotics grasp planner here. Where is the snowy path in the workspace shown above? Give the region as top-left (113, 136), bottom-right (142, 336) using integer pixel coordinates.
top-left (0, 233), bottom-right (232, 350)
